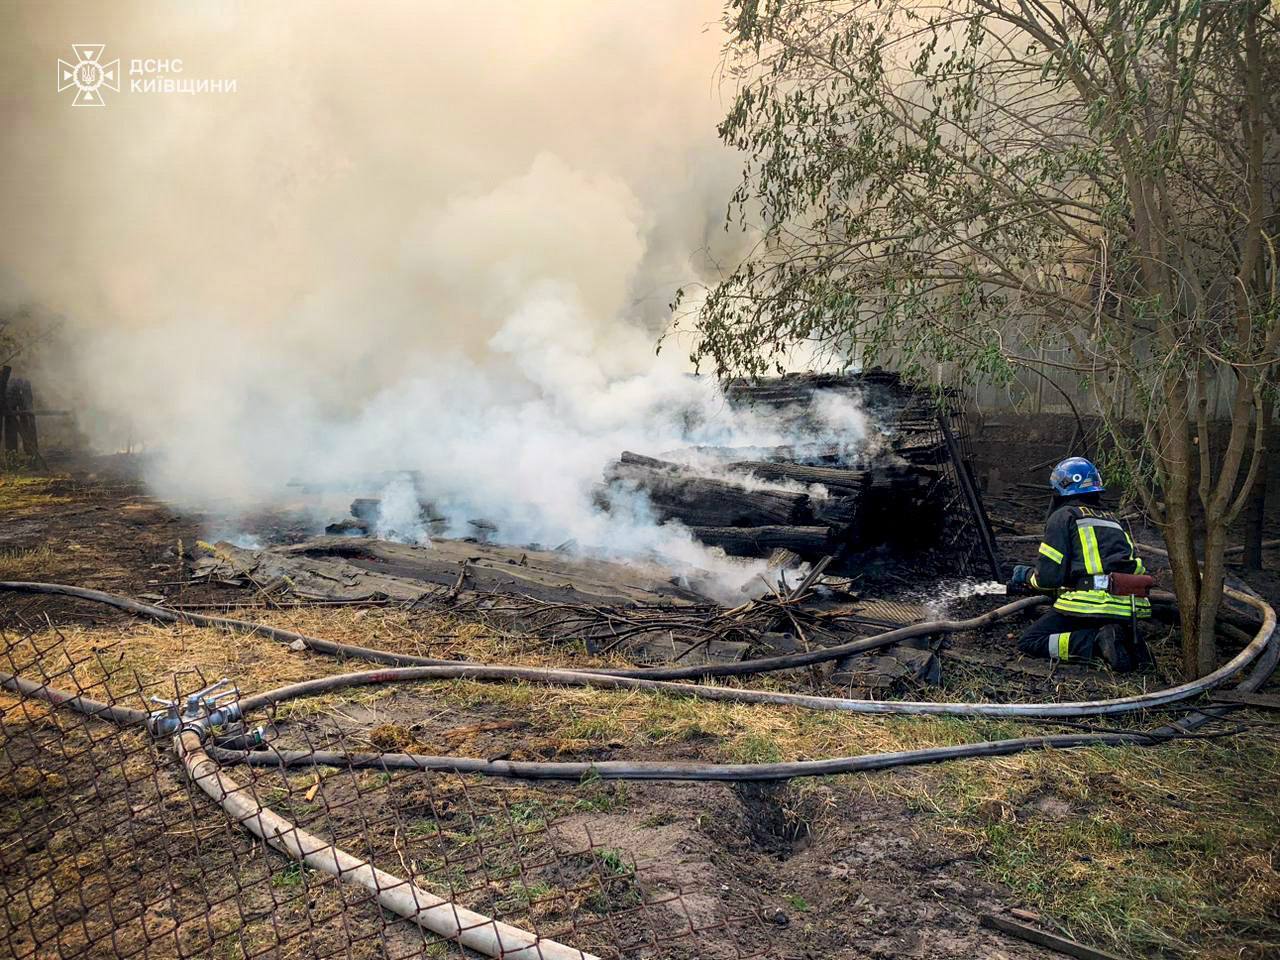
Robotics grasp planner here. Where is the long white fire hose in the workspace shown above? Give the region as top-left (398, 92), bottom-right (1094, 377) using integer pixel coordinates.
top-left (177, 730), bottom-right (598, 960)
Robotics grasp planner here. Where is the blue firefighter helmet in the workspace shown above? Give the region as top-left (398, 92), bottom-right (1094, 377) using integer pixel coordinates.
top-left (1049, 457), bottom-right (1105, 496)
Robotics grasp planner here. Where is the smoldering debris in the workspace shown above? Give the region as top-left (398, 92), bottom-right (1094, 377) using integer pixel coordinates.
top-left (593, 371), bottom-right (954, 564)
top-left (191, 537), bottom-right (713, 608)
top-left (287, 368), bottom-right (975, 606)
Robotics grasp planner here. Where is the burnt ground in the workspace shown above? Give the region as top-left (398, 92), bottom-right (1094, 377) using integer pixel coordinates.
top-left (3, 452), bottom-right (1279, 960)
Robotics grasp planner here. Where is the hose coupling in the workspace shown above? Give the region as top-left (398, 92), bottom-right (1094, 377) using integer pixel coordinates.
top-left (147, 677), bottom-right (243, 739)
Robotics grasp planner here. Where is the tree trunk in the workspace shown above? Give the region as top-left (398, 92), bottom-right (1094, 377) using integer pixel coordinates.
top-left (1163, 500), bottom-right (1203, 678)
top-left (1242, 402), bottom-right (1273, 571)
top-left (1161, 382), bottom-right (1205, 678)
top-left (1196, 519), bottom-right (1229, 678)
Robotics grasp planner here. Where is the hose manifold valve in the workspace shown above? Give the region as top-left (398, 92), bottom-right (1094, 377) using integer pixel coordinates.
top-left (147, 677), bottom-right (243, 738)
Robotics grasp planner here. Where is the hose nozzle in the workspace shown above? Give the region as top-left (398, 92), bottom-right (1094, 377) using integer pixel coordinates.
top-left (147, 677), bottom-right (243, 739)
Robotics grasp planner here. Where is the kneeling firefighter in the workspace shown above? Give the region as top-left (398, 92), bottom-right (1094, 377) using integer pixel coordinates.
top-left (1008, 457), bottom-right (1155, 672)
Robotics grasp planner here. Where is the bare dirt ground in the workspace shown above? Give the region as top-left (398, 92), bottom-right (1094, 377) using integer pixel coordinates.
top-left (3, 453), bottom-right (1278, 960)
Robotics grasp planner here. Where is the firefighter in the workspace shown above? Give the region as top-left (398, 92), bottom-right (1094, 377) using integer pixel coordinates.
top-left (1008, 457), bottom-right (1152, 671)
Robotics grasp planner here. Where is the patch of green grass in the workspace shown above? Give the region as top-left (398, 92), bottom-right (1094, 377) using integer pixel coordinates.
top-left (640, 810), bottom-right (678, 828)
top-left (506, 800), bottom-right (549, 829)
top-left (562, 712), bottom-right (625, 741)
top-left (573, 776), bottom-right (629, 813)
top-left (495, 880), bottom-right (553, 914)
top-left (784, 893), bottom-right (810, 912)
top-left (727, 732), bottom-right (783, 764)
top-left (356, 770), bottom-right (394, 790)
top-left (406, 817), bottom-right (440, 839)
top-left (595, 847), bottom-right (629, 876)
top-left (886, 736), bottom-right (1280, 958)
top-left (270, 862), bottom-right (306, 889)
top-left (585, 847), bottom-right (640, 915)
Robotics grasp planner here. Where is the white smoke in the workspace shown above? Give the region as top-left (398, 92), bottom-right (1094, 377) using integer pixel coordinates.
top-left (0, 2), bottom-right (878, 599)
top-left (372, 474), bottom-right (431, 546)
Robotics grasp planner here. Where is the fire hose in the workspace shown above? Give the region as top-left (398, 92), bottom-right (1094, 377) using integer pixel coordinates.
top-left (1, 579), bottom-right (1274, 960)
top-left (178, 729), bottom-right (598, 960)
top-left (0, 579), bottom-right (1050, 678)
top-left (0, 580), bottom-right (1272, 719)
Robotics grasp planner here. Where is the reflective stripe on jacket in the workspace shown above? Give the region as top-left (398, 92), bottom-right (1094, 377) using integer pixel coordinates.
top-left (1031, 504), bottom-right (1151, 619)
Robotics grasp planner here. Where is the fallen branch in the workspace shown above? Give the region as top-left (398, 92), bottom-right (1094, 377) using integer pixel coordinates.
top-left (980, 914), bottom-right (1124, 960)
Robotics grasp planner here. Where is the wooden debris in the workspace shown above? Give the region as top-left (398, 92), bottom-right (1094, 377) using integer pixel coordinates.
top-left (447, 561), bottom-right (468, 600)
top-left (592, 370), bottom-right (956, 564)
top-left (688, 525), bottom-right (833, 558)
top-left (726, 460), bottom-right (869, 495)
top-left (193, 536), bottom-right (712, 607)
top-left (980, 914), bottom-right (1125, 960)
top-left (1208, 690), bottom-right (1280, 711)
top-left (831, 646), bottom-right (941, 695)
top-left (606, 452), bottom-right (811, 527)
top-left (787, 555), bottom-right (834, 602)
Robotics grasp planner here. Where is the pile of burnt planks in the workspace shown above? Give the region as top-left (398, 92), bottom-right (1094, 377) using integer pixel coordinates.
top-left (599, 370), bottom-right (949, 562)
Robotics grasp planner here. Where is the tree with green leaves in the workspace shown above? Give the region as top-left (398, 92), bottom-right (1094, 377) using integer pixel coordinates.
top-left (681, 0), bottom-right (1278, 677)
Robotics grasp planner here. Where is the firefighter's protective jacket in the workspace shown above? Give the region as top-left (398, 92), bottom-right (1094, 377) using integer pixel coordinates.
top-left (1032, 504), bottom-right (1151, 619)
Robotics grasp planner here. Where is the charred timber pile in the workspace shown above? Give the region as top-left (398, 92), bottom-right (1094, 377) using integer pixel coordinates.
top-left (723, 369), bottom-right (948, 466)
top-left (605, 453), bottom-right (811, 527)
top-left (600, 370), bottom-right (947, 562)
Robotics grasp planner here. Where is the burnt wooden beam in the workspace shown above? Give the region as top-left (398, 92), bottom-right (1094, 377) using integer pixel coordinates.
top-left (726, 460), bottom-right (869, 495)
top-left (606, 453), bottom-right (811, 527)
top-left (1208, 690), bottom-right (1280, 711)
top-left (686, 525), bottom-right (833, 557)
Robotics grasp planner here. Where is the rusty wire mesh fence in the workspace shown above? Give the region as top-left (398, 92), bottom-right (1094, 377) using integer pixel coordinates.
top-left (1, 626), bottom-right (773, 960)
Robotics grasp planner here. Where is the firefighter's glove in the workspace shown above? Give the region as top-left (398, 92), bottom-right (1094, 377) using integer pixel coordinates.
top-left (1006, 564), bottom-right (1035, 594)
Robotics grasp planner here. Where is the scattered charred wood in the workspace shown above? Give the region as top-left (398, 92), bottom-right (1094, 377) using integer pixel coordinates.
top-left (1208, 690), bottom-right (1280, 711)
top-left (831, 643), bottom-right (941, 697)
top-left (688, 525), bottom-right (833, 558)
top-left (351, 498), bottom-right (381, 523)
top-left (324, 518), bottom-right (369, 536)
top-left (722, 369), bottom-right (905, 407)
top-left (811, 496), bottom-right (860, 528)
top-left (676, 442), bottom-right (850, 465)
top-left (452, 583), bottom-right (879, 670)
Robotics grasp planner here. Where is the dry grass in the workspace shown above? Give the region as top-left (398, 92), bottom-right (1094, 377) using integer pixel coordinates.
top-left (0, 603), bottom-right (1033, 758)
top-left (0, 605), bottom-right (485, 718)
top-left (2, 601), bottom-right (1277, 958)
top-left (0, 544), bottom-right (56, 580)
top-left (0, 473), bottom-right (71, 513)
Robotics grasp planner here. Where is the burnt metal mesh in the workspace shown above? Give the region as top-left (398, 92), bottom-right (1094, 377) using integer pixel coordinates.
top-left (0, 626), bottom-right (774, 960)
top-left (842, 599), bottom-right (928, 627)
top-left (935, 397), bottom-right (1002, 580)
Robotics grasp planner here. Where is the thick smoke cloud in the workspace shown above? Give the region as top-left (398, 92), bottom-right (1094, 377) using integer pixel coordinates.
top-left (0, 2), bottom-right (867, 596)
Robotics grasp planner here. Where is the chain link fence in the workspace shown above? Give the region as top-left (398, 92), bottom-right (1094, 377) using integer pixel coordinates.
top-left (1, 626), bottom-right (774, 960)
